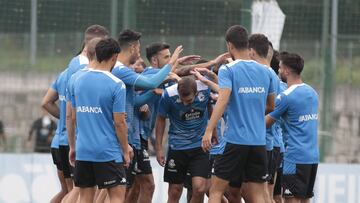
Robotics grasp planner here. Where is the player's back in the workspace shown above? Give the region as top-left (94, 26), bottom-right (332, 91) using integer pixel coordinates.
top-left (73, 69), bottom-right (126, 162)
top-left (282, 83), bottom-right (319, 164)
top-left (219, 59), bottom-right (273, 145)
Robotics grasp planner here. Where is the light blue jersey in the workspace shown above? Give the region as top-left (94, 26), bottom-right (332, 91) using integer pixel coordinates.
top-left (49, 74), bottom-right (62, 149)
top-left (112, 62), bottom-right (171, 150)
top-left (269, 83), bottom-right (319, 164)
top-left (266, 68), bottom-right (281, 151)
top-left (72, 69), bottom-right (126, 162)
top-left (218, 60), bottom-right (275, 145)
top-left (58, 55), bottom-right (88, 146)
top-left (50, 69), bottom-right (70, 147)
top-left (158, 81), bottom-right (210, 150)
top-left (274, 81), bottom-right (287, 153)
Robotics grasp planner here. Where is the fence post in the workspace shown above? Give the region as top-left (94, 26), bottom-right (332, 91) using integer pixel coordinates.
top-left (30, 0), bottom-right (37, 66)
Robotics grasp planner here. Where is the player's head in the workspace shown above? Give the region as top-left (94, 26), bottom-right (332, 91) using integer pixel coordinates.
top-left (131, 57), bottom-right (146, 73)
top-left (118, 29), bottom-right (142, 64)
top-left (225, 25), bottom-right (248, 60)
top-left (248, 33), bottom-right (269, 60)
top-left (267, 41), bottom-right (274, 64)
top-left (86, 37), bottom-right (103, 61)
top-left (146, 42), bottom-right (171, 68)
top-left (95, 38), bottom-right (120, 71)
top-left (270, 50), bottom-right (280, 74)
top-left (279, 52), bottom-right (304, 82)
top-left (84, 25), bottom-right (109, 45)
top-left (177, 76), bottom-right (197, 105)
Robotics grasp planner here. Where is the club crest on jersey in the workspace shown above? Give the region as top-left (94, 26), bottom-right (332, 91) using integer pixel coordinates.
top-left (168, 159), bottom-right (176, 168)
top-left (176, 97), bottom-right (181, 103)
top-left (197, 92), bottom-right (205, 102)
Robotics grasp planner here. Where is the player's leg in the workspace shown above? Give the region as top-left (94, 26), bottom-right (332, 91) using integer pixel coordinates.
top-left (125, 176), bottom-right (140, 203)
top-left (227, 181), bottom-right (242, 203)
top-left (209, 143), bottom-right (248, 203)
top-left (50, 169), bottom-right (68, 203)
top-left (184, 171), bottom-right (193, 203)
top-left (124, 146), bottom-right (138, 203)
top-left (188, 148), bottom-right (210, 203)
top-left (242, 146), bottom-right (268, 203)
top-left (273, 151), bottom-right (284, 203)
top-left (282, 162), bottom-right (317, 203)
top-left (79, 187), bottom-right (96, 203)
top-left (137, 147), bottom-right (155, 203)
top-left (107, 185), bottom-right (126, 203)
top-left (73, 161), bottom-right (96, 203)
top-left (94, 161), bottom-right (127, 203)
top-left (164, 148), bottom-right (187, 203)
top-left (94, 189), bottom-right (107, 203)
top-left (50, 148), bottom-right (68, 203)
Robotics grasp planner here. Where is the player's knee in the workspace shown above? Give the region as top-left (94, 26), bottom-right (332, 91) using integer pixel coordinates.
top-left (144, 180), bottom-right (155, 193)
top-left (192, 184), bottom-right (207, 196)
top-left (168, 186), bottom-right (182, 199)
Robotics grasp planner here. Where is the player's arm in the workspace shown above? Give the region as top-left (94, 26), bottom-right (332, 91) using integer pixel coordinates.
top-left (41, 89), bottom-right (60, 119)
top-left (202, 88), bottom-right (231, 152)
top-left (155, 114), bottom-right (166, 167)
top-left (191, 70), bottom-right (220, 93)
top-left (67, 103), bottom-right (76, 166)
top-left (265, 70), bottom-right (277, 114)
top-left (134, 91), bottom-right (155, 107)
top-left (266, 94), bottom-right (288, 128)
top-left (176, 52), bottom-right (230, 76)
top-left (114, 112), bottom-right (130, 167)
top-left (133, 46), bottom-right (183, 89)
top-left (265, 93), bottom-right (275, 115)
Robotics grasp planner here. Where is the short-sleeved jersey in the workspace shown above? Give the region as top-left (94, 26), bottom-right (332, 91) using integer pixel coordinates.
top-left (218, 59), bottom-right (275, 145)
top-left (158, 81), bottom-right (211, 150)
top-left (50, 69), bottom-right (69, 146)
top-left (49, 73), bottom-right (63, 149)
top-left (266, 68), bottom-right (281, 151)
top-left (57, 55), bottom-right (88, 146)
top-left (112, 62), bottom-right (142, 150)
top-left (269, 83), bottom-right (319, 164)
top-left (73, 69), bottom-right (126, 162)
top-left (274, 81), bottom-right (287, 152)
top-left (67, 67), bottom-right (90, 107)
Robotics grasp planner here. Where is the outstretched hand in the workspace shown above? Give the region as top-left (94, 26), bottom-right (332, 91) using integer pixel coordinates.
top-left (178, 55), bottom-right (201, 65)
top-left (169, 45), bottom-right (184, 71)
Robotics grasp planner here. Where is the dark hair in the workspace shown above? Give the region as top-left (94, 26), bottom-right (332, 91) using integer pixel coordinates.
top-left (279, 52), bottom-right (304, 75)
top-left (118, 29), bottom-right (142, 49)
top-left (248, 33), bottom-right (269, 58)
top-left (145, 42), bottom-right (170, 62)
top-left (225, 25), bottom-right (248, 50)
top-left (84, 25), bottom-right (109, 44)
top-left (95, 38), bottom-right (120, 63)
top-left (270, 50), bottom-right (280, 74)
top-left (177, 76), bottom-right (197, 97)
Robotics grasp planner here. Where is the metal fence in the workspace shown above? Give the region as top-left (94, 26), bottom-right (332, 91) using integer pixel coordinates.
top-left (0, 0), bottom-right (359, 162)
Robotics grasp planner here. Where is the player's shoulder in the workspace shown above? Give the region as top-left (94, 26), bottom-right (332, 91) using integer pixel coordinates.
top-left (283, 83), bottom-right (308, 96)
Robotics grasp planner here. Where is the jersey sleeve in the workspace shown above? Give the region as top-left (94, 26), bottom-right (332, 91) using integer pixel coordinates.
top-left (268, 69), bottom-right (276, 95)
top-left (218, 65), bottom-right (232, 90)
top-left (157, 91), bottom-right (171, 117)
top-left (112, 67), bottom-right (139, 86)
top-left (50, 77), bottom-right (59, 92)
top-left (269, 93), bottom-right (288, 120)
top-left (113, 82), bottom-right (127, 113)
